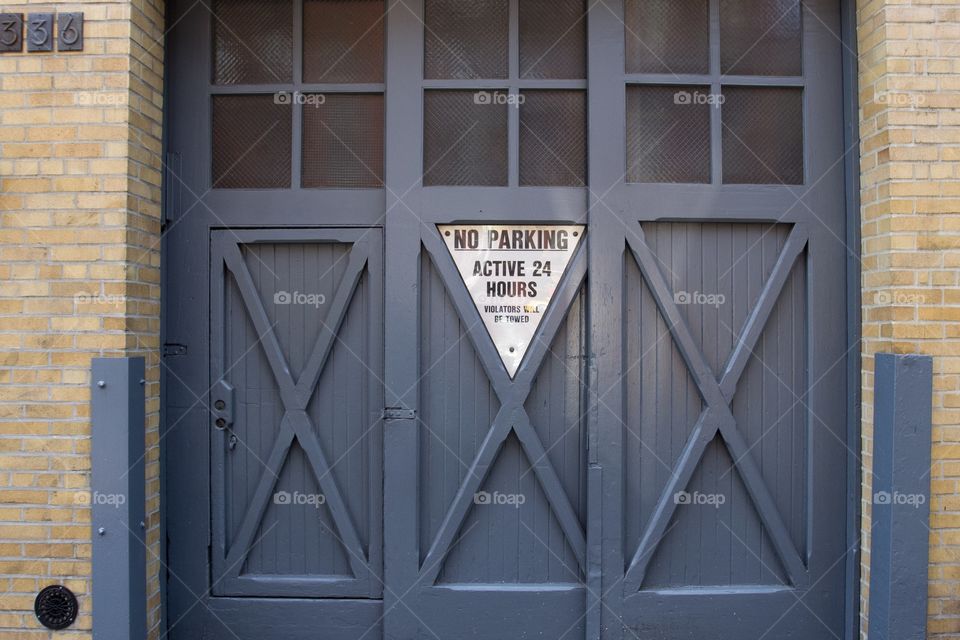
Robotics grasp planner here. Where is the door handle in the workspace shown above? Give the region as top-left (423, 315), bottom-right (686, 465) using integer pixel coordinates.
top-left (211, 380), bottom-right (234, 430)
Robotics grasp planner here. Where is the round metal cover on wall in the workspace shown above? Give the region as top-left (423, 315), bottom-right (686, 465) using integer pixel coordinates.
top-left (34, 585), bottom-right (78, 630)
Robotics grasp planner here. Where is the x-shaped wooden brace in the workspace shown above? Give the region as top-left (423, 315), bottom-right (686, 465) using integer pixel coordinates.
top-left (417, 229), bottom-right (589, 585)
top-left (622, 223), bottom-right (809, 592)
top-left (219, 240), bottom-right (371, 582)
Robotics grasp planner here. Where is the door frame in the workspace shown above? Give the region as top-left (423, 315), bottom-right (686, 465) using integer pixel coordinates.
top-left (586, 0), bottom-right (861, 636)
top-left (840, 0), bottom-right (870, 623)
top-left (157, 0), bottom-right (864, 637)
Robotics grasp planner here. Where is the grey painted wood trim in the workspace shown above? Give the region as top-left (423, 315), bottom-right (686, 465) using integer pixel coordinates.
top-left (623, 227), bottom-right (808, 590)
top-left (382, 0), bottom-right (424, 636)
top-left (419, 229), bottom-right (515, 395)
top-left (293, 244), bottom-right (369, 406)
top-left (718, 225), bottom-right (809, 400)
top-left (420, 189), bottom-right (587, 220)
top-left (624, 74), bottom-right (804, 87)
top-left (867, 354), bottom-right (932, 640)
top-left (586, 0), bottom-right (627, 637)
top-left (213, 233), bottom-right (374, 594)
top-left (91, 357), bottom-right (147, 640)
top-left (839, 0), bottom-right (863, 635)
top-left (422, 79), bottom-right (588, 90)
top-left (416, 233), bottom-right (590, 585)
top-left (416, 404), bottom-right (513, 584)
top-left (210, 83), bottom-right (387, 94)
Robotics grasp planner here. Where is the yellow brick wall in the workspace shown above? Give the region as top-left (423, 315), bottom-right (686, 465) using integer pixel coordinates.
top-left (1, 0), bottom-right (959, 637)
top-left (0, 0), bottom-right (163, 636)
top-left (857, 0), bottom-right (960, 636)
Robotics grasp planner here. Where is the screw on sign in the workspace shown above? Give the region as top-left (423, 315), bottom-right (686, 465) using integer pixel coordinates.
top-left (57, 13), bottom-right (83, 51)
top-left (26, 13), bottom-right (52, 51)
top-left (0, 13), bottom-right (22, 52)
top-left (34, 585), bottom-right (79, 630)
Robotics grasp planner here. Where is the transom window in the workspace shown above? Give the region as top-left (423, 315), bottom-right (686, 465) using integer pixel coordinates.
top-left (421, 0), bottom-right (588, 187)
top-left (624, 0), bottom-right (804, 185)
top-left (210, 0), bottom-right (385, 189)
top-left (204, 0), bottom-right (804, 189)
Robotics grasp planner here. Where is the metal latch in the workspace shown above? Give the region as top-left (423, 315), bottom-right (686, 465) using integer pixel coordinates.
top-left (211, 380), bottom-right (235, 430)
top-left (383, 407), bottom-right (416, 421)
top-left (162, 343), bottom-right (187, 357)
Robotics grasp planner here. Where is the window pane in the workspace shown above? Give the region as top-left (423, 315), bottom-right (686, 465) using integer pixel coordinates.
top-left (424, 0), bottom-right (509, 79)
top-left (520, 91), bottom-right (586, 186)
top-left (212, 95), bottom-right (292, 188)
top-left (424, 90), bottom-right (507, 186)
top-left (720, 0), bottom-right (802, 75)
top-left (302, 94), bottom-right (384, 188)
top-left (722, 87), bottom-right (803, 184)
top-left (519, 0), bottom-right (586, 79)
top-left (303, 0), bottom-right (384, 83)
top-left (213, 0), bottom-right (293, 84)
top-left (624, 0), bottom-right (709, 74)
top-left (627, 85), bottom-right (711, 184)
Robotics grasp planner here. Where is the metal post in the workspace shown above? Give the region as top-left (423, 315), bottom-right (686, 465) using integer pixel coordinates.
top-left (868, 353), bottom-right (933, 640)
top-left (91, 357), bottom-right (146, 640)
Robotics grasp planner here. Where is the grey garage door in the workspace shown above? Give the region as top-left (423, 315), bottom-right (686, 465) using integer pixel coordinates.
top-left (162, 0), bottom-right (853, 638)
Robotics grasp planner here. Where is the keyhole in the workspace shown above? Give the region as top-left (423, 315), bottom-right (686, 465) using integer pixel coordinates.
top-left (215, 418), bottom-right (226, 429)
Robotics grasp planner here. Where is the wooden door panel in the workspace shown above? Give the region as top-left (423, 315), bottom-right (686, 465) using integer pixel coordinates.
top-left (414, 232), bottom-right (588, 587)
top-left (209, 229), bottom-right (383, 598)
top-left (623, 222), bottom-right (809, 590)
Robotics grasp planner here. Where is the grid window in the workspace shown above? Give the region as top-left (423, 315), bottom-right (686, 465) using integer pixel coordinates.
top-left (302, 94), bottom-right (384, 188)
top-left (423, 0), bottom-right (587, 187)
top-left (210, 0), bottom-right (385, 190)
top-left (720, 0), bottom-right (802, 76)
top-left (213, 0), bottom-right (293, 85)
top-left (623, 0), bottom-right (805, 185)
top-left (303, 0), bottom-right (385, 83)
top-left (424, 91), bottom-right (508, 186)
top-left (520, 91), bottom-right (586, 186)
top-left (424, 0), bottom-right (509, 79)
top-left (519, 0), bottom-right (586, 79)
top-left (721, 87), bottom-right (804, 184)
top-left (212, 95), bottom-right (292, 188)
top-left (626, 86), bottom-right (711, 184)
top-left (624, 0), bottom-right (709, 75)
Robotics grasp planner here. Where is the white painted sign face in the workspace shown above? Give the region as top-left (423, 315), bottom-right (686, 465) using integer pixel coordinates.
top-left (438, 224), bottom-right (586, 378)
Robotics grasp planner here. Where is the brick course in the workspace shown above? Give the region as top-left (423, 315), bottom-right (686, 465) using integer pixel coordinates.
top-left (0, 0), bottom-right (162, 636)
top-left (858, 0), bottom-right (960, 636)
top-left (0, 0), bottom-right (958, 636)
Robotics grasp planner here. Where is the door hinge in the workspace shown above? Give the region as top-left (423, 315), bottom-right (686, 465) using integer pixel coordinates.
top-left (162, 151), bottom-right (182, 229)
top-left (383, 407), bottom-right (416, 421)
top-left (162, 343), bottom-right (187, 357)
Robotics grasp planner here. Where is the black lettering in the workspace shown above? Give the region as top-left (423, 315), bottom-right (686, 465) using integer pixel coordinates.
top-left (454, 228), bottom-right (479, 249)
